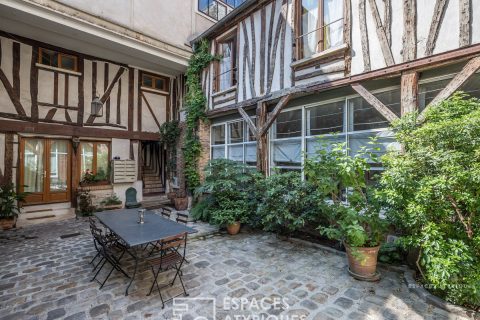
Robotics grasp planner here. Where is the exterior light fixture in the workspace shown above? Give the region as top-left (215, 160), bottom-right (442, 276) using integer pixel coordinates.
top-left (91, 95), bottom-right (103, 117)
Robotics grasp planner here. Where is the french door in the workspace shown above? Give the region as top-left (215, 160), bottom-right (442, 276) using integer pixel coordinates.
top-left (20, 138), bottom-right (71, 204)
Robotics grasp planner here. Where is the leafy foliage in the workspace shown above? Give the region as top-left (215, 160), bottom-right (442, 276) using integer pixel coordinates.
top-left (379, 93), bottom-right (480, 308)
top-left (304, 139), bottom-right (387, 248)
top-left (0, 183), bottom-right (27, 218)
top-left (183, 40), bottom-right (217, 192)
top-left (100, 193), bottom-right (122, 206)
top-left (77, 190), bottom-right (95, 216)
top-left (256, 171), bottom-right (319, 236)
top-left (192, 159), bottom-right (261, 226)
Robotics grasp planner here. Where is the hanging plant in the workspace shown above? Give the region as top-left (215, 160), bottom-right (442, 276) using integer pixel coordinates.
top-left (183, 39), bottom-right (217, 192)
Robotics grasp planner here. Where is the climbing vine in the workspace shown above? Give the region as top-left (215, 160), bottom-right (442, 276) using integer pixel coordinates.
top-left (159, 120), bottom-right (180, 179)
top-left (183, 39), bottom-right (216, 192)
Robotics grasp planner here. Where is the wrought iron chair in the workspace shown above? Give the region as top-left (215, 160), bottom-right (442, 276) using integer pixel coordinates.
top-left (160, 207), bottom-right (172, 219)
top-left (90, 225), bottom-right (129, 289)
top-left (176, 212), bottom-right (189, 225)
top-left (146, 232), bottom-right (189, 308)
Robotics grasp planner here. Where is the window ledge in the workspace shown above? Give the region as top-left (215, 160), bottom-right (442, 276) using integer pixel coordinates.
top-left (212, 85), bottom-right (237, 97)
top-left (141, 86), bottom-right (169, 95)
top-left (291, 43), bottom-right (349, 69)
top-left (35, 63), bottom-right (82, 76)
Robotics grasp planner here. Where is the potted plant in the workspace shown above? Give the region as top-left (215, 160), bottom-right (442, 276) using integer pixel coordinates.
top-left (211, 200), bottom-right (249, 235)
top-left (100, 193), bottom-right (123, 210)
top-left (79, 168), bottom-right (110, 187)
top-left (76, 189), bottom-right (96, 216)
top-left (0, 182), bottom-right (27, 230)
top-left (305, 138), bottom-right (387, 281)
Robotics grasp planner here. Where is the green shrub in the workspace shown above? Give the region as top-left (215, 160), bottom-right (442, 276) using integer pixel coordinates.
top-left (0, 183), bottom-right (27, 218)
top-left (304, 139), bottom-right (387, 248)
top-left (379, 93), bottom-right (480, 308)
top-left (256, 171), bottom-right (319, 236)
top-left (192, 159), bottom-right (261, 226)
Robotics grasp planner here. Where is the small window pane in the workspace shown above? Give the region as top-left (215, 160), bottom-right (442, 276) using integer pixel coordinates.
top-left (212, 125), bottom-right (225, 145)
top-left (375, 89), bottom-right (401, 117)
top-left (218, 2), bottom-right (227, 19)
top-left (80, 143), bottom-right (94, 178)
top-left (142, 75), bottom-right (153, 88)
top-left (460, 73), bottom-right (480, 99)
top-left (306, 134), bottom-right (345, 157)
top-left (155, 78), bottom-right (165, 90)
top-left (247, 118), bottom-right (257, 141)
top-left (212, 145), bottom-right (225, 159)
top-left (418, 79), bottom-right (450, 112)
top-left (229, 122), bottom-right (243, 143)
top-left (308, 100), bottom-right (344, 136)
top-left (40, 49), bottom-right (56, 67)
top-left (228, 145), bottom-right (243, 162)
top-left (275, 109), bottom-right (302, 138)
top-left (96, 143), bottom-right (109, 180)
top-left (349, 97), bottom-right (390, 131)
top-left (272, 139), bottom-right (302, 165)
top-left (348, 130), bottom-right (399, 160)
top-left (300, 0), bottom-right (320, 58)
top-left (60, 55), bottom-right (76, 71)
top-left (245, 143), bottom-right (257, 165)
top-left (323, 0), bottom-right (344, 50)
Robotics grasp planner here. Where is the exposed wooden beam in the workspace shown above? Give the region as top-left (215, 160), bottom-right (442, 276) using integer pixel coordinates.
top-left (238, 106), bottom-right (257, 136)
top-left (459, 0), bottom-right (471, 47)
top-left (368, 0), bottom-right (395, 66)
top-left (424, 0), bottom-right (449, 56)
top-left (359, 0), bottom-right (371, 71)
top-left (100, 67), bottom-right (124, 104)
top-left (420, 56), bottom-right (480, 118)
top-left (401, 71), bottom-right (419, 114)
top-left (383, 0), bottom-right (392, 45)
top-left (260, 94), bottom-right (291, 136)
top-left (351, 83), bottom-right (399, 122)
top-left (344, 0), bottom-right (352, 75)
top-left (402, 0), bottom-right (417, 62)
top-left (256, 101), bottom-right (268, 174)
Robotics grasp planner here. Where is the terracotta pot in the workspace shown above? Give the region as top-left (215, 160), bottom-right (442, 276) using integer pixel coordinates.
top-left (174, 197), bottom-right (188, 211)
top-left (344, 242), bottom-right (381, 281)
top-left (167, 192), bottom-right (176, 200)
top-left (227, 222), bottom-right (241, 235)
top-left (0, 216), bottom-right (17, 230)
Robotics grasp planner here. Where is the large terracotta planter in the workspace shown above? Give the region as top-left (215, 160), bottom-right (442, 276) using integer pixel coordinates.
top-left (0, 216), bottom-right (17, 230)
top-left (344, 242), bottom-right (381, 281)
top-left (167, 192), bottom-right (177, 204)
top-left (227, 222), bottom-right (241, 235)
top-left (174, 197), bottom-right (188, 211)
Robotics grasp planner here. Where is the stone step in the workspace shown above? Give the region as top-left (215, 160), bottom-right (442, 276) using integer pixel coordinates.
top-left (143, 175), bottom-right (161, 181)
top-left (144, 182), bottom-right (163, 188)
top-left (144, 187), bottom-right (165, 194)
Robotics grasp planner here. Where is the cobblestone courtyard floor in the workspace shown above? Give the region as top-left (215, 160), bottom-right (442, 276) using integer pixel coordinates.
top-left (0, 218), bottom-right (471, 320)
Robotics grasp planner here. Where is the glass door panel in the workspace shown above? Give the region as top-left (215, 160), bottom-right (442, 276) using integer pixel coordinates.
top-left (49, 140), bottom-right (68, 192)
top-left (23, 139), bottom-right (45, 194)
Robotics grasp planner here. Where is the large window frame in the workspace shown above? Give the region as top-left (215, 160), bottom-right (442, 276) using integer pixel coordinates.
top-left (198, 0), bottom-right (245, 20)
top-left (270, 85), bottom-right (402, 173)
top-left (210, 118), bottom-right (257, 166)
top-left (295, 0), bottom-right (344, 60)
top-left (214, 34), bottom-right (238, 93)
top-left (141, 73), bottom-right (169, 92)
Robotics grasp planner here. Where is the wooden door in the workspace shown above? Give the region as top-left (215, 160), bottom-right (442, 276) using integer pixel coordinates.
top-left (20, 138), bottom-right (71, 204)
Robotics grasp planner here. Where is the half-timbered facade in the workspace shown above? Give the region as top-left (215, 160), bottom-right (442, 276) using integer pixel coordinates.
top-left (0, 0), bottom-right (214, 224)
top-left (195, 0), bottom-right (480, 175)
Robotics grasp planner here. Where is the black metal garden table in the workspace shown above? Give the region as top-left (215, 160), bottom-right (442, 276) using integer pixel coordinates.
top-left (95, 209), bottom-right (197, 295)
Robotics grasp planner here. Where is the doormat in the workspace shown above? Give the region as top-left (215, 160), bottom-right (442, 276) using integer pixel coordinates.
top-left (60, 233), bottom-right (82, 239)
top-left (26, 215), bottom-right (56, 220)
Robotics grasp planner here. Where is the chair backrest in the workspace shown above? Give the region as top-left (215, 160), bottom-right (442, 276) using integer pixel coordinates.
top-left (176, 213), bottom-right (188, 225)
top-left (161, 208), bottom-right (172, 219)
top-left (160, 232), bottom-right (187, 256)
top-left (125, 187), bottom-right (137, 203)
top-left (88, 216), bottom-right (97, 229)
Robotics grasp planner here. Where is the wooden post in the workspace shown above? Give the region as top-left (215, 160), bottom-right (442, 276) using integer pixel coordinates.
top-left (256, 101), bottom-right (268, 175)
top-left (401, 71), bottom-right (419, 115)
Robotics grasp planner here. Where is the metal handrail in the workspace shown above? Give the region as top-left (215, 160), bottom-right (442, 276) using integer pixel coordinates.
top-left (295, 17), bottom-right (344, 40)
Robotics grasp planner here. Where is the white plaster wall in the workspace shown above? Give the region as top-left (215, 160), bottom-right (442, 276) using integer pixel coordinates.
top-left (141, 92), bottom-right (167, 133)
top-left (0, 133), bottom-right (5, 176)
top-left (0, 37), bottom-right (17, 115)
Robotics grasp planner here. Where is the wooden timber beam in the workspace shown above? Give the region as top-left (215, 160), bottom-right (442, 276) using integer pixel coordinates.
top-left (351, 83), bottom-right (399, 122)
top-left (401, 71), bottom-right (419, 114)
top-left (424, 0), bottom-right (449, 56)
top-left (260, 95), bottom-right (291, 136)
top-left (238, 106), bottom-right (258, 137)
top-left (402, 0), bottom-right (417, 62)
top-left (419, 56), bottom-right (480, 119)
top-left (368, 0), bottom-right (395, 66)
top-left (256, 102), bottom-right (268, 174)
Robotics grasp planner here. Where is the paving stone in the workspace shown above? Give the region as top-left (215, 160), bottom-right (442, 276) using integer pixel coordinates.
top-left (344, 288), bottom-right (364, 300)
top-left (321, 285), bottom-right (339, 295)
top-left (334, 297), bottom-right (354, 309)
top-left (284, 308), bottom-right (310, 319)
top-left (126, 300), bottom-right (148, 313)
top-left (57, 294), bottom-right (77, 306)
top-left (89, 304), bottom-right (110, 317)
top-left (311, 292), bottom-right (329, 304)
top-left (46, 308), bottom-right (66, 320)
top-left (0, 311), bottom-right (26, 320)
top-left (215, 278), bottom-right (229, 285)
top-left (246, 282), bottom-right (260, 291)
top-left (293, 290), bottom-right (308, 298)
top-left (323, 306), bottom-right (344, 318)
top-left (300, 299), bottom-right (318, 310)
top-left (194, 261), bottom-right (210, 268)
top-left (229, 288), bottom-right (249, 298)
top-left (347, 311), bottom-right (368, 320)
top-left (64, 312), bottom-right (86, 320)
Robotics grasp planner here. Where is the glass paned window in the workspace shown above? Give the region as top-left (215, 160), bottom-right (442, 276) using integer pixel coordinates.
top-left (228, 145), bottom-right (244, 162)
top-left (80, 142), bottom-right (94, 177)
top-left (216, 39), bottom-right (236, 92)
top-left (418, 78), bottom-right (450, 112)
top-left (228, 121), bottom-right (243, 144)
top-left (460, 73), bottom-right (480, 98)
top-left (212, 125), bottom-right (226, 145)
top-left (298, 0), bottom-right (343, 59)
top-left (306, 134), bottom-right (345, 157)
top-left (80, 142), bottom-right (110, 181)
top-left (23, 139), bottom-right (45, 193)
top-left (375, 89), bottom-right (401, 117)
top-left (39, 48), bottom-right (77, 71)
top-left (273, 139), bottom-right (302, 166)
top-left (275, 109), bottom-right (302, 139)
top-left (307, 100), bottom-right (344, 135)
top-left (349, 96), bottom-right (390, 131)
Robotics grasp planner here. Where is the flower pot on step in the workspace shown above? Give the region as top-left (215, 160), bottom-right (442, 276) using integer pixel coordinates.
top-left (0, 216), bottom-right (17, 230)
top-left (344, 242), bottom-right (381, 281)
top-left (227, 222), bottom-right (241, 235)
top-left (174, 197), bottom-right (188, 211)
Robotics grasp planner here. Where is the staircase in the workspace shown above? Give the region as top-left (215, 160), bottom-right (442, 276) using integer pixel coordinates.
top-left (141, 141), bottom-right (165, 196)
top-left (142, 171), bottom-right (165, 195)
